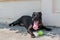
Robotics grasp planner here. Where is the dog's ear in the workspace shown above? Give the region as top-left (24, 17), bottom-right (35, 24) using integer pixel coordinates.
top-left (32, 12), bottom-right (36, 20)
top-left (38, 12), bottom-right (42, 20)
top-left (38, 12), bottom-right (42, 16)
top-left (32, 12), bottom-right (35, 17)
top-left (33, 12), bottom-right (36, 15)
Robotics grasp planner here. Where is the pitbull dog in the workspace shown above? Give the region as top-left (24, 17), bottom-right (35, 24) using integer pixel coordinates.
top-left (9, 12), bottom-right (52, 38)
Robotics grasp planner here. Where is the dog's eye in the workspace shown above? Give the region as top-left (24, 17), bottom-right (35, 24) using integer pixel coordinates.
top-left (33, 15), bottom-right (35, 16)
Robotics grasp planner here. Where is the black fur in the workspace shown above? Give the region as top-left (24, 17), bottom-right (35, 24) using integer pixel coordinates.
top-left (9, 12), bottom-right (52, 38)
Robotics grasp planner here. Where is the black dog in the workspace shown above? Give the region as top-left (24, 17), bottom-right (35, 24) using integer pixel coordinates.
top-left (9, 12), bottom-right (52, 38)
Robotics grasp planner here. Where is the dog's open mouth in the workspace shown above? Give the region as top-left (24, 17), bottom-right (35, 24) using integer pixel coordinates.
top-left (33, 21), bottom-right (39, 30)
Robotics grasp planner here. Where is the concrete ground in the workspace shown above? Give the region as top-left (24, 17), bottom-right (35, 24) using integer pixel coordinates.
top-left (0, 23), bottom-right (60, 40)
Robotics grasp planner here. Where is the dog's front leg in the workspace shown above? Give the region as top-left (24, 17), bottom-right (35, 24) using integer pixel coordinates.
top-left (27, 25), bottom-right (35, 38)
top-left (27, 29), bottom-right (35, 38)
top-left (39, 25), bottom-right (52, 31)
top-left (42, 26), bottom-right (52, 31)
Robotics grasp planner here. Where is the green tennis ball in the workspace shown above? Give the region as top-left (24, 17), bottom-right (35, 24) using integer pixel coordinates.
top-left (37, 30), bottom-right (44, 36)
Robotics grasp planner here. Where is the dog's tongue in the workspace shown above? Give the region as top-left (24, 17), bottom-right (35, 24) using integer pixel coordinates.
top-left (33, 21), bottom-right (38, 30)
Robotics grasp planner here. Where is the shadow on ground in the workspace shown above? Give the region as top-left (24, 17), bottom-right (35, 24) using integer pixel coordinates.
top-left (0, 23), bottom-right (27, 35)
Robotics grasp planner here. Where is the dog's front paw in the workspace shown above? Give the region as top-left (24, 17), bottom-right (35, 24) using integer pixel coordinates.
top-left (31, 34), bottom-right (36, 38)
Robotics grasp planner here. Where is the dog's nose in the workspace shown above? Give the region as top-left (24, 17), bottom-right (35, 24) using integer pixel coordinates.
top-left (34, 17), bottom-right (39, 20)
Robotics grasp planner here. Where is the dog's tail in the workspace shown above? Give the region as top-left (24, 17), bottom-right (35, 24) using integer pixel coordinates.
top-left (9, 20), bottom-right (19, 26)
top-left (9, 23), bottom-right (13, 26)
top-left (9, 17), bottom-right (21, 26)
top-left (9, 22), bottom-right (16, 26)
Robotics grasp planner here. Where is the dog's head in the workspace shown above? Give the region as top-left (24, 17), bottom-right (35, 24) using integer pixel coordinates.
top-left (32, 12), bottom-right (42, 22)
top-left (32, 12), bottom-right (42, 30)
